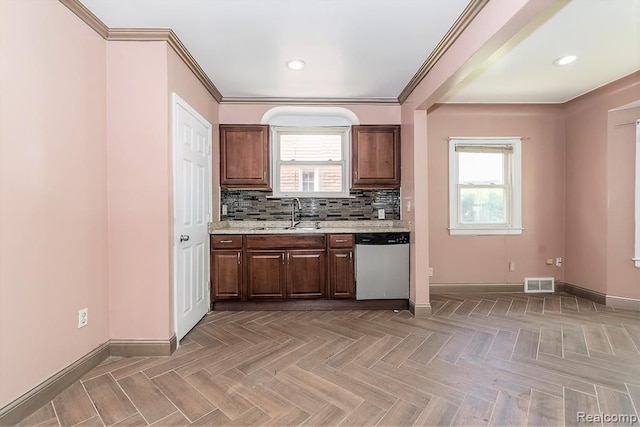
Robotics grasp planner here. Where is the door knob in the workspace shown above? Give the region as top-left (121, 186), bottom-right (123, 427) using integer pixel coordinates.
top-left (179, 234), bottom-right (190, 242)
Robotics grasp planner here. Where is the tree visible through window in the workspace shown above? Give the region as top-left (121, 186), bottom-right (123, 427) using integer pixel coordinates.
top-left (458, 150), bottom-right (508, 224)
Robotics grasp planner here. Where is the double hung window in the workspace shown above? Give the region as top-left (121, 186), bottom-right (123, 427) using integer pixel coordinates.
top-left (272, 127), bottom-right (350, 197)
top-left (449, 138), bottom-right (522, 235)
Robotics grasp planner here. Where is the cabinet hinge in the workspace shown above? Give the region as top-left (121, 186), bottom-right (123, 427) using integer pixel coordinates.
top-left (207, 143), bottom-right (211, 155)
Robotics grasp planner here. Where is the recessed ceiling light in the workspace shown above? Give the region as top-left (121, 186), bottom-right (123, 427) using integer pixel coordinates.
top-left (554, 55), bottom-right (577, 66)
top-left (286, 59), bottom-right (306, 71)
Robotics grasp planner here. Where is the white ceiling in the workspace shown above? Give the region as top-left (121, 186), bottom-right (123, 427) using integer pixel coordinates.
top-left (78, 0), bottom-right (640, 104)
top-left (78, 0), bottom-right (469, 101)
top-left (445, 0), bottom-right (640, 103)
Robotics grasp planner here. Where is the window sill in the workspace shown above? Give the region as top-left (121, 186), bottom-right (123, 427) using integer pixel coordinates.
top-left (449, 227), bottom-right (523, 236)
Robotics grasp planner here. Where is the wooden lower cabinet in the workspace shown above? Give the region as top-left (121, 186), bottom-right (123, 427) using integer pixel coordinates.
top-left (211, 250), bottom-right (243, 300)
top-left (211, 234), bottom-right (353, 303)
top-left (245, 251), bottom-right (286, 299)
top-left (287, 250), bottom-right (326, 298)
top-left (328, 249), bottom-right (355, 298)
top-left (245, 249), bottom-right (327, 300)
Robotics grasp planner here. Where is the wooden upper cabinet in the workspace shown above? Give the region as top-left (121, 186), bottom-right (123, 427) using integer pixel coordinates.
top-left (220, 125), bottom-right (270, 188)
top-left (351, 125), bottom-right (401, 188)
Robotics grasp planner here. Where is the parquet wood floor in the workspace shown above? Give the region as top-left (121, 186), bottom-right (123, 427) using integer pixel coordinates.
top-left (16, 293), bottom-right (640, 426)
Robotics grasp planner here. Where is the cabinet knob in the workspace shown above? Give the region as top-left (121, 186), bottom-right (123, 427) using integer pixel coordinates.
top-left (179, 234), bottom-right (190, 242)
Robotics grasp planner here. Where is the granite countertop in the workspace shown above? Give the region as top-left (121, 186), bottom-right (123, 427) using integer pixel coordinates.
top-left (209, 220), bottom-right (411, 235)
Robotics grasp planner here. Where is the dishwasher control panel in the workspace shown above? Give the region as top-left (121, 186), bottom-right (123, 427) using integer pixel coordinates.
top-left (355, 233), bottom-right (409, 245)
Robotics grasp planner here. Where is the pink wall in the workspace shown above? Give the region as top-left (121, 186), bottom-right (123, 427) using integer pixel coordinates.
top-left (400, 0), bottom-right (553, 309)
top-left (427, 104), bottom-right (566, 284)
top-left (106, 42), bottom-right (173, 339)
top-left (564, 72), bottom-right (640, 296)
top-left (219, 104), bottom-right (400, 125)
top-left (166, 46), bottom-right (219, 321)
top-left (564, 94), bottom-right (609, 292)
top-left (0, 0), bottom-right (109, 407)
top-left (607, 105), bottom-right (640, 299)
top-left (106, 43), bottom-right (219, 341)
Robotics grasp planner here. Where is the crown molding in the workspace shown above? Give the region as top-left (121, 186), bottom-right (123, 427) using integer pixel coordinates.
top-left (58, 0), bottom-right (222, 102)
top-left (59, 0), bottom-right (108, 38)
top-left (107, 29), bottom-right (223, 101)
top-left (60, 0), bottom-right (484, 106)
top-left (220, 97), bottom-right (400, 105)
top-left (397, 0), bottom-right (490, 104)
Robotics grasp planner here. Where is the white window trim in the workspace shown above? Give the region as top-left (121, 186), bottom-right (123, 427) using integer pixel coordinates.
top-left (271, 126), bottom-right (351, 198)
top-left (634, 119), bottom-right (640, 268)
top-left (448, 137), bottom-right (523, 236)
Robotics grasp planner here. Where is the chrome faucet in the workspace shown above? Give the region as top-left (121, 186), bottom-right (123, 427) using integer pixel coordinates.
top-left (290, 198), bottom-right (302, 228)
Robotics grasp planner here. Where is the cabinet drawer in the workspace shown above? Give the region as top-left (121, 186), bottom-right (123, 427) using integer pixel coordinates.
top-left (245, 234), bottom-right (326, 249)
top-left (211, 235), bottom-right (243, 249)
top-left (328, 234), bottom-right (354, 248)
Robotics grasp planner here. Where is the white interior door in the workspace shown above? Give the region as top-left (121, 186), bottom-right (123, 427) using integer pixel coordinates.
top-left (173, 94), bottom-right (212, 341)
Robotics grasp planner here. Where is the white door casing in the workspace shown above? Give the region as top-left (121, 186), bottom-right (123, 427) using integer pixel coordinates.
top-left (173, 94), bottom-right (212, 341)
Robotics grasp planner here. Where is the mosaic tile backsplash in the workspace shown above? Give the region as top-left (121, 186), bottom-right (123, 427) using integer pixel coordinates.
top-left (220, 189), bottom-right (400, 221)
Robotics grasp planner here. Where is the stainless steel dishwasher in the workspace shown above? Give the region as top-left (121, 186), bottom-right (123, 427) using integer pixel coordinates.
top-left (355, 232), bottom-right (410, 300)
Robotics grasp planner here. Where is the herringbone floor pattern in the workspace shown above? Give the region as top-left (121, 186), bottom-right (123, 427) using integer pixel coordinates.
top-left (17, 293), bottom-right (640, 426)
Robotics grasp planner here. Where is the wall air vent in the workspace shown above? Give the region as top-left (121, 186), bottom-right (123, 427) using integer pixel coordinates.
top-left (524, 277), bottom-right (555, 293)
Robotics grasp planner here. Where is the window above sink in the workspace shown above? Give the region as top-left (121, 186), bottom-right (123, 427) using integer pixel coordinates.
top-left (271, 126), bottom-right (351, 198)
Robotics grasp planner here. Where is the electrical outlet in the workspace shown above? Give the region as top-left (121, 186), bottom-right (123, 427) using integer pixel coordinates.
top-left (509, 262), bottom-right (516, 272)
top-left (221, 204), bottom-right (228, 216)
top-left (556, 257), bottom-right (562, 267)
top-left (406, 201), bottom-right (411, 212)
top-left (545, 258), bottom-right (554, 265)
top-left (378, 209), bottom-right (385, 219)
top-left (78, 308), bottom-right (88, 328)
top-left (428, 267), bottom-right (434, 277)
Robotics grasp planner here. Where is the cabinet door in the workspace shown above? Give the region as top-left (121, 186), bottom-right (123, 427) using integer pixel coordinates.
top-left (220, 125), bottom-right (270, 188)
top-left (211, 250), bottom-right (243, 300)
top-left (328, 249), bottom-right (355, 299)
top-left (351, 125), bottom-right (400, 188)
top-left (245, 250), bottom-right (286, 299)
top-left (287, 250), bottom-right (327, 298)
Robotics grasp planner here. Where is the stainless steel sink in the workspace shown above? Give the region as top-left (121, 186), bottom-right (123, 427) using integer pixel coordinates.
top-left (251, 226), bottom-right (319, 231)
top-left (251, 226), bottom-right (292, 231)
